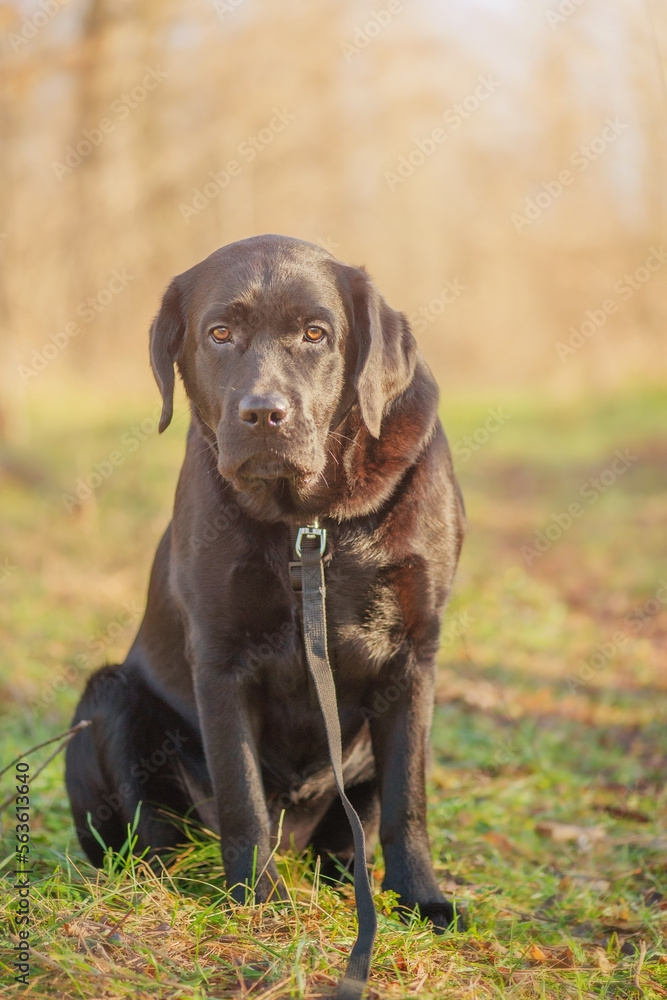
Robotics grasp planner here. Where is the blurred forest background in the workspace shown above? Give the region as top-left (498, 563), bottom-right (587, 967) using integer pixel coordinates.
top-left (1, 0), bottom-right (666, 436)
top-left (2, 6), bottom-right (667, 993)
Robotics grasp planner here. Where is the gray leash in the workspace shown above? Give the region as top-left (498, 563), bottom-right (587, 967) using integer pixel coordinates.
top-left (291, 522), bottom-right (377, 1000)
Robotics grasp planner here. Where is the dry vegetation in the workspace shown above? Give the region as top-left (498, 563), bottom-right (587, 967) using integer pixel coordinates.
top-left (1, 386), bottom-right (666, 998)
top-left (1, 0), bottom-right (666, 997)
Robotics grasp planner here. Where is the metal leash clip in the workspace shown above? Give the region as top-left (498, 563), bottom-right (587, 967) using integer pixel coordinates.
top-left (294, 521), bottom-right (327, 557)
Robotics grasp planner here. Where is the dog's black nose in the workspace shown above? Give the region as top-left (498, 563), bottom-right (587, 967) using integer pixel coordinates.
top-left (239, 394), bottom-right (289, 430)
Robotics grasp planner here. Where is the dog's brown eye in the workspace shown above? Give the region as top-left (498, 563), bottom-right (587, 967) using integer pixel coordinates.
top-left (210, 326), bottom-right (232, 344)
top-left (304, 325), bottom-right (326, 343)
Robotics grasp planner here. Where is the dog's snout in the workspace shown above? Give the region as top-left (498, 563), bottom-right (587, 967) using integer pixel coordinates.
top-left (239, 394), bottom-right (289, 430)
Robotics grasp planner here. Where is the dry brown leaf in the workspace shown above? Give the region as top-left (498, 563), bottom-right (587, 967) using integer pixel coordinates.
top-left (596, 948), bottom-right (614, 974)
top-left (601, 919), bottom-right (643, 934)
top-left (550, 946), bottom-right (576, 968)
top-left (482, 831), bottom-right (519, 853)
top-left (527, 945), bottom-right (576, 968)
top-left (561, 873), bottom-right (611, 893)
top-left (599, 804), bottom-right (650, 823)
top-left (535, 821), bottom-right (607, 846)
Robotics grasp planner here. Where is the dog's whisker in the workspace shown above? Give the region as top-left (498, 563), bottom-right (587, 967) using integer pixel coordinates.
top-left (328, 430), bottom-right (355, 444)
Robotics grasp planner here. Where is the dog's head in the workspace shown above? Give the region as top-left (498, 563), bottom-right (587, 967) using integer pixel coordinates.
top-left (150, 235), bottom-right (434, 517)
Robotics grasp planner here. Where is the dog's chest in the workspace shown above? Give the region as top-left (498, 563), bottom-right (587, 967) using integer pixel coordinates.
top-left (324, 565), bottom-right (410, 671)
top-left (228, 546), bottom-right (427, 686)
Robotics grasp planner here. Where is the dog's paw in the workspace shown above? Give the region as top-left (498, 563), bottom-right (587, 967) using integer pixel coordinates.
top-left (420, 899), bottom-right (466, 933)
top-left (402, 899), bottom-right (466, 933)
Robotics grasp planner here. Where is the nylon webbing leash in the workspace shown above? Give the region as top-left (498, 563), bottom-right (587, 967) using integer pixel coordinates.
top-left (291, 522), bottom-right (377, 1000)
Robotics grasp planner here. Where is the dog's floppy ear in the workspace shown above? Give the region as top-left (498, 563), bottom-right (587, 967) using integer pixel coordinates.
top-left (149, 276), bottom-right (186, 433)
top-left (351, 270), bottom-right (417, 439)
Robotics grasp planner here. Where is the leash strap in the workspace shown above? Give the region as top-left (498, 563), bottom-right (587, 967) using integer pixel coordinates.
top-left (294, 524), bottom-right (377, 1000)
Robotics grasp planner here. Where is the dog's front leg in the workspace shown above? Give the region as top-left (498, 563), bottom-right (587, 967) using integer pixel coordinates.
top-left (369, 660), bottom-right (458, 930)
top-left (193, 667), bottom-right (283, 903)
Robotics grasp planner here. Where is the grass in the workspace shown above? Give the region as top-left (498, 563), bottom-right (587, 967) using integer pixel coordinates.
top-left (1, 380), bottom-right (666, 998)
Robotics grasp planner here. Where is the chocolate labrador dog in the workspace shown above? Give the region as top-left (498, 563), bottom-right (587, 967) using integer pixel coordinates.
top-left (66, 234), bottom-right (465, 929)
